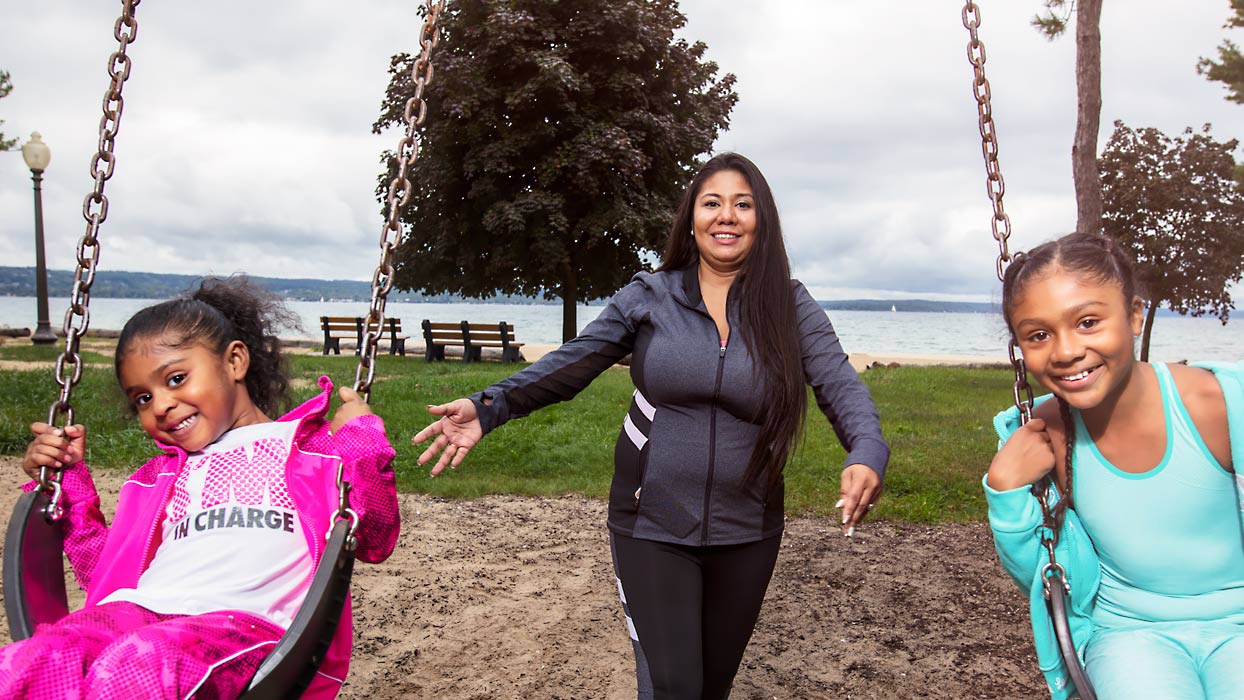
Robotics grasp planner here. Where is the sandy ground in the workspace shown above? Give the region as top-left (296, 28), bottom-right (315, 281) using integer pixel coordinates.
top-left (0, 458), bottom-right (1045, 699)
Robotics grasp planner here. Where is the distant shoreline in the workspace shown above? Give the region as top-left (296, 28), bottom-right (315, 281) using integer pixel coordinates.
top-left (0, 266), bottom-right (998, 313)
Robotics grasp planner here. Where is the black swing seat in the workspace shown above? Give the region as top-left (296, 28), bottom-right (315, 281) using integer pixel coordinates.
top-left (1045, 574), bottom-right (1097, 700)
top-left (240, 518), bottom-right (356, 699)
top-left (3, 490), bottom-right (69, 640)
top-left (2, 490), bottom-right (357, 700)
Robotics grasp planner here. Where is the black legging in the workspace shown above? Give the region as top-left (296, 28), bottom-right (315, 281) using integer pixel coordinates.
top-left (610, 531), bottom-right (783, 700)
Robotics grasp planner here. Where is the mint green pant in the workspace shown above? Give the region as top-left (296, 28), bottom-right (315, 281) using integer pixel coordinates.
top-left (1085, 621), bottom-right (1244, 700)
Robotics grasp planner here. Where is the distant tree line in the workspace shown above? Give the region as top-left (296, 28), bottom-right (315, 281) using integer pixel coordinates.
top-left (0, 267), bottom-right (574, 304)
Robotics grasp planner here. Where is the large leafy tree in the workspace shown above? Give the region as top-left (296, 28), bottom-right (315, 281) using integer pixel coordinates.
top-left (374, 0), bottom-right (737, 341)
top-left (1033, 0), bottom-right (1105, 236)
top-left (1099, 120), bottom-right (1244, 360)
top-left (1198, 0), bottom-right (1244, 105)
top-left (0, 71), bottom-right (16, 152)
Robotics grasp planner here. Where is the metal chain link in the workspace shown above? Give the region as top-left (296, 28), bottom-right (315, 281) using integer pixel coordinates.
top-left (354, 0), bottom-right (446, 402)
top-left (962, 1), bottom-right (1015, 284)
top-left (963, 5), bottom-right (1076, 646)
top-left (963, 1), bottom-right (1035, 428)
top-left (39, 0), bottom-right (141, 509)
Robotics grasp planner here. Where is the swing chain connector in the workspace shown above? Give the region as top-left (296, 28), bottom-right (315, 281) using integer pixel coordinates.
top-left (34, 471), bottom-right (65, 523)
top-left (962, 0), bottom-right (1015, 282)
top-left (355, 0), bottom-right (446, 402)
top-left (1035, 480), bottom-right (1069, 599)
top-left (47, 0), bottom-right (141, 432)
top-left (331, 459), bottom-right (360, 551)
top-left (1041, 561), bottom-right (1072, 599)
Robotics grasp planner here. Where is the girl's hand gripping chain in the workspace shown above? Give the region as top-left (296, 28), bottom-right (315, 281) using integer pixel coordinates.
top-left (411, 398), bottom-right (483, 476)
top-left (986, 417), bottom-right (1056, 492)
top-left (22, 423), bottom-right (87, 481)
top-left (330, 386), bottom-right (373, 433)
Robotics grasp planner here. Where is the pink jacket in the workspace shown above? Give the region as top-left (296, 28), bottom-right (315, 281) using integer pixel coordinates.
top-left (37, 376), bottom-right (399, 699)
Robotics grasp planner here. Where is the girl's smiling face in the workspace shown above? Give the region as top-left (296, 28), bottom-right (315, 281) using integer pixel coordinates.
top-left (118, 337), bottom-right (265, 452)
top-left (1009, 266), bottom-right (1145, 414)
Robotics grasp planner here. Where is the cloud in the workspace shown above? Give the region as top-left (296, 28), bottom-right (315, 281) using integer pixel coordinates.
top-left (1, 0), bottom-right (1239, 300)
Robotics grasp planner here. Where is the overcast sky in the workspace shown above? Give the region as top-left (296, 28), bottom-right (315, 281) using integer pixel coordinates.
top-left (1, 1), bottom-right (1239, 302)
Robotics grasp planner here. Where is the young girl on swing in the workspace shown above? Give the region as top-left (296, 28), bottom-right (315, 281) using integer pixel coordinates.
top-left (986, 233), bottom-right (1244, 700)
top-left (6, 276), bottom-right (399, 700)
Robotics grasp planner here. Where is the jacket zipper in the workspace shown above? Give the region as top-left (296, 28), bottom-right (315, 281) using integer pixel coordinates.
top-left (700, 341), bottom-right (727, 545)
top-left (139, 454), bottom-right (183, 571)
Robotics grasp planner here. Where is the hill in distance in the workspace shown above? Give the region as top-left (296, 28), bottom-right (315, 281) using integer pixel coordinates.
top-left (0, 266), bottom-right (998, 312)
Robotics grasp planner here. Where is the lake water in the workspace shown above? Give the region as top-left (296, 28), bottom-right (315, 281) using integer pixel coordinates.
top-left (1, 296), bottom-right (1241, 362)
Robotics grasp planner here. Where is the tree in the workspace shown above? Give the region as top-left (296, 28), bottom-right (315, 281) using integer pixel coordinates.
top-left (373, 0), bottom-right (737, 341)
top-left (1198, 0), bottom-right (1244, 104)
top-left (1099, 120), bottom-right (1244, 360)
top-left (1033, 0), bottom-right (1105, 235)
top-left (0, 71), bottom-right (16, 152)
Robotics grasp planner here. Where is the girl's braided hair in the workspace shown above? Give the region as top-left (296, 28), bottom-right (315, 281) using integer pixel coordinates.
top-left (115, 276), bottom-right (300, 416)
top-left (1000, 232), bottom-right (1141, 526)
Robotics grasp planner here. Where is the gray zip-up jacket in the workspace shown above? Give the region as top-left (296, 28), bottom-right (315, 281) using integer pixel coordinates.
top-left (471, 265), bottom-right (890, 546)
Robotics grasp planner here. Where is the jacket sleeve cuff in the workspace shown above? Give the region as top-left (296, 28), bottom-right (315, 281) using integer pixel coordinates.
top-left (845, 439), bottom-right (890, 481)
top-left (983, 474), bottom-right (1042, 533)
top-left (332, 414), bottom-right (394, 461)
top-left (470, 389), bottom-right (509, 436)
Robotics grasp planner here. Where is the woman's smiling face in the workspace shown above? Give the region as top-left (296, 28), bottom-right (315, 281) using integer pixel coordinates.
top-left (692, 169), bottom-right (757, 274)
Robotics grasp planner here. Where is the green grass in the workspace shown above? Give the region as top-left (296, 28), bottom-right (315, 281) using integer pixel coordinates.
top-left (1, 353), bottom-right (1020, 524)
top-left (0, 343), bottom-right (112, 364)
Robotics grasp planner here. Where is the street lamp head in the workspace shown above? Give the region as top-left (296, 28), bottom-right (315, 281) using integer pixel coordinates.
top-left (21, 132), bottom-right (51, 172)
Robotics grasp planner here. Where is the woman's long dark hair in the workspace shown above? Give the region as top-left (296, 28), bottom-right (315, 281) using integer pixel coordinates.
top-left (115, 276), bottom-right (299, 416)
top-left (1001, 232), bottom-right (1140, 526)
top-left (660, 153), bottom-right (806, 485)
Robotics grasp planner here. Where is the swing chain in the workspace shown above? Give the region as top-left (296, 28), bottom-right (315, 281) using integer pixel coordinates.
top-left (1007, 337), bottom-right (1035, 425)
top-left (962, 1), bottom-right (1015, 283)
top-left (41, 0), bottom-right (141, 501)
top-left (354, 0), bottom-right (446, 401)
top-left (1037, 489), bottom-right (1071, 597)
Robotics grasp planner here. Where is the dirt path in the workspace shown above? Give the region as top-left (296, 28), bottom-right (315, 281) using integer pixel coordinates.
top-left (0, 458), bottom-right (1044, 699)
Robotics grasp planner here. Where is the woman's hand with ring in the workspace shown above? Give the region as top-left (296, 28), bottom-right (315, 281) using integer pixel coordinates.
top-left (836, 463), bottom-right (882, 537)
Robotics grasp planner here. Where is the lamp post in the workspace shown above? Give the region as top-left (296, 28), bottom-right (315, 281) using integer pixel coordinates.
top-left (20, 132), bottom-right (55, 345)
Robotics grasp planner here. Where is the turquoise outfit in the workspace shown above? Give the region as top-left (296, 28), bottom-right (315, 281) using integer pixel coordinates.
top-left (987, 361), bottom-right (1244, 699)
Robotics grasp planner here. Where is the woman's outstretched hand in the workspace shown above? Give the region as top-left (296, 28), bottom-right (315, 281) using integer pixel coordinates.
top-left (837, 463), bottom-right (882, 537)
top-left (411, 399), bottom-right (483, 476)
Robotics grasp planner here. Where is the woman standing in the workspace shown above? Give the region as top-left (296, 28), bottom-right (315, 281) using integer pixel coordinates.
top-left (413, 152), bottom-right (889, 699)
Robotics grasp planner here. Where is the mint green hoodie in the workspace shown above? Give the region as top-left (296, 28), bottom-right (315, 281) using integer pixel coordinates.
top-left (985, 361), bottom-right (1244, 699)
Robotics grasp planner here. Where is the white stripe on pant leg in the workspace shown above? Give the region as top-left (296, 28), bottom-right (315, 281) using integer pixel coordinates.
top-left (623, 414), bottom-right (648, 450)
top-left (616, 576), bottom-right (639, 642)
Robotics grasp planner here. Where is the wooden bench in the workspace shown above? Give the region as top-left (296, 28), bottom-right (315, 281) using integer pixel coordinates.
top-left (320, 316), bottom-right (362, 356)
top-left (382, 318), bottom-right (409, 356)
top-left (320, 316), bottom-right (409, 356)
top-left (422, 320), bottom-right (524, 363)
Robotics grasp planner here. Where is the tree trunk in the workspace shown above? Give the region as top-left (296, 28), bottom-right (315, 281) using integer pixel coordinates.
top-left (560, 258), bottom-right (578, 343)
top-left (1074, 0), bottom-right (1105, 236)
top-left (1140, 299), bottom-right (1158, 362)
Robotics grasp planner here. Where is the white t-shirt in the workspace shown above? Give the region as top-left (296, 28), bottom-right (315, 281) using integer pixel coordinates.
top-left (102, 421), bottom-right (315, 628)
